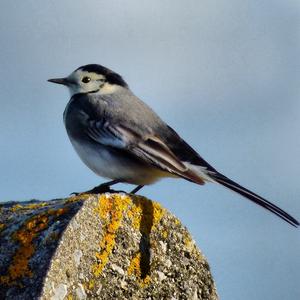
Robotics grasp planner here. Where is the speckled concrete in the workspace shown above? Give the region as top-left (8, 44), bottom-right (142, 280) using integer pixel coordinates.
top-left (0, 193), bottom-right (218, 300)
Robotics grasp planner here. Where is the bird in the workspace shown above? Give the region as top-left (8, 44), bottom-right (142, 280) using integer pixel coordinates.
top-left (48, 64), bottom-right (299, 227)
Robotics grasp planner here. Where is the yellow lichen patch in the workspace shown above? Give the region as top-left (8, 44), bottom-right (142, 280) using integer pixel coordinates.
top-left (10, 204), bottom-right (23, 212)
top-left (162, 230), bottom-right (168, 239)
top-left (126, 196), bottom-right (165, 286)
top-left (127, 252), bottom-right (141, 277)
top-left (10, 202), bottom-right (49, 212)
top-left (66, 294), bottom-right (73, 300)
top-left (0, 214), bottom-right (49, 285)
top-left (22, 202), bottom-right (49, 210)
top-left (92, 194), bottom-right (131, 277)
top-left (126, 202), bottom-right (142, 230)
top-left (82, 278), bottom-right (95, 295)
top-left (88, 279), bottom-right (95, 289)
top-left (91, 194), bottom-right (165, 285)
top-left (128, 196), bottom-right (165, 234)
top-left (127, 252), bottom-right (151, 286)
top-left (0, 207), bottom-right (69, 286)
top-left (184, 236), bottom-right (195, 253)
top-left (66, 193), bottom-right (92, 203)
top-left (150, 201), bottom-right (165, 230)
top-left (175, 219), bottom-right (181, 226)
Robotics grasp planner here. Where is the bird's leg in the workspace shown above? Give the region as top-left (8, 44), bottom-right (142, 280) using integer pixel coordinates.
top-left (130, 185), bottom-right (144, 194)
top-left (71, 179), bottom-right (121, 195)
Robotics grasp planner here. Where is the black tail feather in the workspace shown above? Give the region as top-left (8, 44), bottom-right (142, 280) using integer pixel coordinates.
top-left (213, 174), bottom-right (299, 227)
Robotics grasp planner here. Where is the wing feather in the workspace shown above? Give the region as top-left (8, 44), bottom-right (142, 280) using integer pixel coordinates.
top-left (85, 119), bottom-right (205, 183)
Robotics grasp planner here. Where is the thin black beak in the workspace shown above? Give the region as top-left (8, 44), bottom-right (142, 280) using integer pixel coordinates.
top-left (47, 77), bottom-right (71, 86)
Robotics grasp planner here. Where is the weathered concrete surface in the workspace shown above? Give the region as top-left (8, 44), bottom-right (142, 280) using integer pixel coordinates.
top-left (0, 193), bottom-right (218, 300)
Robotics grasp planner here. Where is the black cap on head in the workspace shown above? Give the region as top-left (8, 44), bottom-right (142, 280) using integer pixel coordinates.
top-left (77, 64), bottom-right (128, 88)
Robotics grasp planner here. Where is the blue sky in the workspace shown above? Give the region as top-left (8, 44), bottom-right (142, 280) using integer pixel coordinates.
top-left (0, 1), bottom-right (299, 299)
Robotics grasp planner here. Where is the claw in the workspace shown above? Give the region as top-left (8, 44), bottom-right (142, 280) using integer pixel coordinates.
top-left (69, 180), bottom-right (121, 196)
top-left (69, 180), bottom-right (134, 196)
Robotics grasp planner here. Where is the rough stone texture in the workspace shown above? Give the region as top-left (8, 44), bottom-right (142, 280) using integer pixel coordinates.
top-left (0, 193), bottom-right (218, 300)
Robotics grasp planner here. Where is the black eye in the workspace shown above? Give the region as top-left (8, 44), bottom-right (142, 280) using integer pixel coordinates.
top-left (82, 76), bottom-right (91, 83)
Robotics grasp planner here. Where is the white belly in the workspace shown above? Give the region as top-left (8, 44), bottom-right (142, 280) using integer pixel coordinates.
top-left (70, 139), bottom-right (172, 185)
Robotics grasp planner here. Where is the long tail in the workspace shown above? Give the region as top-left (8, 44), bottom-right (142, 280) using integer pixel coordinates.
top-left (212, 173), bottom-right (299, 227)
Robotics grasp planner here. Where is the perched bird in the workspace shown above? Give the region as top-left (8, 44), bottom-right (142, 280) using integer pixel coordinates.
top-left (48, 64), bottom-right (299, 227)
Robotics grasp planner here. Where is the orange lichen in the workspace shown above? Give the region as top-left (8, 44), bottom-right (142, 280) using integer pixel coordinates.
top-left (128, 197), bottom-right (164, 234)
top-left (10, 204), bottom-right (23, 212)
top-left (66, 193), bottom-right (92, 203)
top-left (184, 236), bottom-right (195, 253)
top-left (175, 219), bottom-right (181, 226)
top-left (10, 202), bottom-right (50, 212)
top-left (0, 223), bottom-right (5, 233)
top-left (92, 194), bottom-right (131, 277)
top-left (149, 201), bottom-right (164, 229)
top-left (162, 230), bottom-right (168, 239)
top-left (127, 252), bottom-right (141, 277)
top-left (126, 196), bottom-right (164, 286)
top-left (48, 207), bottom-right (69, 217)
top-left (0, 207), bottom-right (69, 286)
top-left (127, 253), bottom-right (151, 286)
top-left (22, 202), bottom-right (49, 210)
top-left (0, 214), bottom-right (48, 285)
top-left (88, 279), bottom-right (95, 289)
top-left (66, 294), bottom-right (73, 300)
top-left (91, 194), bottom-right (165, 286)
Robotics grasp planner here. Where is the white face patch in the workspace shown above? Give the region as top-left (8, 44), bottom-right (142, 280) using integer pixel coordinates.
top-left (66, 70), bottom-right (112, 96)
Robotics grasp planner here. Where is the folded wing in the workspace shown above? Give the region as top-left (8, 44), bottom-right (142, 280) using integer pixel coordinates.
top-left (86, 119), bottom-right (206, 184)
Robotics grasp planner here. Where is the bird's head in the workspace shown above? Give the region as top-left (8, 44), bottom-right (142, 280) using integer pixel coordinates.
top-left (48, 64), bottom-right (128, 96)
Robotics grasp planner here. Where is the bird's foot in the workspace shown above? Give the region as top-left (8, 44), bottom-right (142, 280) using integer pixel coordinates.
top-left (70, 180), bottom-right (124, 196)
top-left (69, 181), bottom-right (144, 196)
top-left (70, 186), bottom-right (114, 196)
